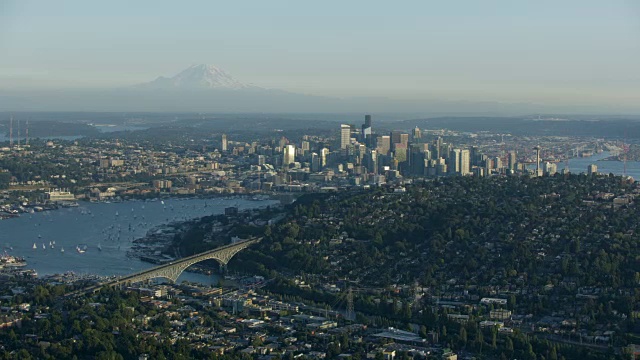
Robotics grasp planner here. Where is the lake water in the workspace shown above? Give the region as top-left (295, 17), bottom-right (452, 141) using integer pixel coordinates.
top-left (0, 197), bottom-right (277, 284)
top-left (0, 124), bottom-right (148, 142)
top-left (558, 151), bottom-right (640, 179)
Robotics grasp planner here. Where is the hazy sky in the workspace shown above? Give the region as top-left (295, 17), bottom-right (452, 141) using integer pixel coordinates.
top-left (1, 0), bottom-right (639, 108)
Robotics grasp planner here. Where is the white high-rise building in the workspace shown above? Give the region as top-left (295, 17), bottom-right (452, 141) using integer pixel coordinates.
top-left (543, 162), bottom-right (557, 176)
top-left (221, 134), bottom-right (228, 152)
top-left (311, 152), bottom-right (320, 173)
top-left (320, 148), bottom-right (329, 168)
top-left (340, 124), bottom-right (351, 149)
top-left (449, 149), bottom-right (461, 174)
top-left (460, 149), bottom-right (471, 175)
top-left (283, 144), bottom-right (296, 167)
top-left (493, 157), bottom-right (502, 170)
top-left (588, 164), bottom-right (598, 175)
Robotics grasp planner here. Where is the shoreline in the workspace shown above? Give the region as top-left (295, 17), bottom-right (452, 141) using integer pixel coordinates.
top-left (0, 192), bottom-right (278, 221)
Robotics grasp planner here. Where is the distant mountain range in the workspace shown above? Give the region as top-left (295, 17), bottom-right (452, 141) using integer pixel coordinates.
top-left (134, 64), bottom-right (259, 90)
top-left (0, 64), bottom-right (636, 115)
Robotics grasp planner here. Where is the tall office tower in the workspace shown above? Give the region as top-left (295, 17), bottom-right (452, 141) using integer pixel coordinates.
top-left (588, 164), bottom-right (598, 175)
top-left (508, 151), bottom-right (517, 171)
top-left (376, 135), bottom-right (391, 155)
top-left (301, 140), bottom-right (310, 153)
top-left (473, 167), bottom-right (485, 177)
top-left (355, 144), bottom-right (367, 165)
top-left (436, 159), bottom-right (448, 176)
top-left (320, 147), bottom-right (329, 168)
top-left (493, 156), bottom-right (503, 170)
top-left (364, 114), bottom-right (372, 128)
top-left (469, 146), bottom-right (480, 166)
top-left (257, 155), bottom-right (266, 166)
top-left (410, 146), bottom-right (425, 175)
top-left (544, 162), bottom-right (557, 176)
top-left (394, 143), bottom-right (408, 163)
top-left (399, 133), bottom-right (409, 146)
top-left (423, 149), bottom-right (432, 162)
top-left (221, 134), bottom-right (228, 152)
top-left (367, 150), bottom-right (378, 174)
top-left (460, 149), bottom-right (471, 175)
top-left (485, 158), bottom-right (493, 175)
top-left (283, 144), bottom-right (296, 166)
top-left (412, 126), bottom-right (422, 140)
top-left (340, 124), bottom-right (351, 149)
top-left (435, 136), bottom-right (443, 159)
top-left (362, 115), bottom-right (372, 146)
top-left (390, 130), bottom-right (403, 148)
top-left (449, 149), bottom-right (462, 174)
top-left (310, 153), bottom-right (320, 173)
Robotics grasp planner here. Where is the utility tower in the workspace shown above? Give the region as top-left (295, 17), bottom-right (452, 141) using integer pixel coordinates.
top-left (346, 287), bottom-right (355, 321)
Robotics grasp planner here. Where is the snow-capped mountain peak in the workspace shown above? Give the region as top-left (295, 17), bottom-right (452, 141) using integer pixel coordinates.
top-left (137, 64), bottom-right (256, 90)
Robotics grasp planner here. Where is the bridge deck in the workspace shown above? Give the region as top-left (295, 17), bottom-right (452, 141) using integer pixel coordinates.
top-left (66, 238), bottom-right (261, 297)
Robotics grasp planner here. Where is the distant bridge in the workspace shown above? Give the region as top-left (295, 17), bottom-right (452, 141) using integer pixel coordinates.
top-left (67, 238), bottom-right (260, 297)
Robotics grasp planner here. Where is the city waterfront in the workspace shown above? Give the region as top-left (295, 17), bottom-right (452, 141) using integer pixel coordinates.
top-left (534, 151), bottom-right (640, 179)
top-left (0, 197), bottom-right (277, 284)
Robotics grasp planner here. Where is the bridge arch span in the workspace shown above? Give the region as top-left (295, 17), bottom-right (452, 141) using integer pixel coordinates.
top-left (109, 238), bottom-right (260, 286)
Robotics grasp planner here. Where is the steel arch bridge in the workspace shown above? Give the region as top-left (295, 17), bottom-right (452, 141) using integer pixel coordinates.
top-left (108, 238), bottom-right (260, 287)
top-left (64, 238), bottom-right (262, 298)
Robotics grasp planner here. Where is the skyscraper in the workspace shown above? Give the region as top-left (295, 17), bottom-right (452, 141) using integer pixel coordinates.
top-left (362, 115), bottom-right (372, 146)
top-left (508, 151), bottom-right (517, 171)
top-left (399, 133), bottom-right (409, 147)
top-left (376, 135), bottom-right (391, 155)
top-left (493, 156), bottom-right (502, 170)
top-left (283, 144), bottom-right (296, 166)
top-left (340, 124), bottom-right (351, 149)
top-left (460, 149), bottom-right (471, 175)
top-left (320, 147), bottom-right (329, 168)
top-left (221, 134), bottom-right (228, 152)
top-left (449, 149), bottom-right (461, 174)
top-left (412, 126), bottom-right (422, 140)
top-left (390, 131), bottom-right (402, 146)
top-left (367, 149), bottom-right (378, 174)
top-left (588, 164), bottom-right (598, 175)
top-left (311, 152), bottom-right (320, 172)
top-left (301, 140), bottom-right (310, 153)
top-left (544, 162), bottom-right (557, 176)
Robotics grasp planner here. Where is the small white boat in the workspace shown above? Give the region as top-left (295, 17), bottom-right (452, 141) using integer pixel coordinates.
top-left (32, 243), bottom-right (37, 250)
top-left (42, 243), bottom-right (45, 250)
top-left (61, 247), bottom-right (65, 253)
